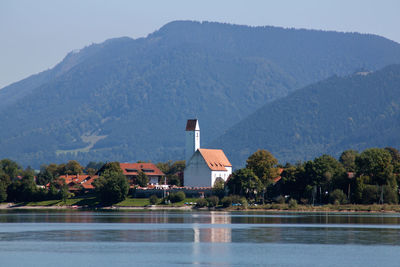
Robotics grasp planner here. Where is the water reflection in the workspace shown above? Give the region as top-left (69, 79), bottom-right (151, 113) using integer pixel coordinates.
top-left (0, 210), bottom-right (400, 245)
top-left (193, 212), bottom-right (232, 243)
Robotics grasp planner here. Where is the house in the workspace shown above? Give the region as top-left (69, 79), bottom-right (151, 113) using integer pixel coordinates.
top-left (183, 119), bottom-right (232, 187)
top-left (119, 162), bottom-right (165, 186)
top-left (53, 174), bottom-right (99, 193)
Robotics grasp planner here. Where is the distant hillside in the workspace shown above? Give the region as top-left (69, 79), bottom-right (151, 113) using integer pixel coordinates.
top-left (210, 64), bottom-right (400, 166)
top-left (1, 21), bottom-right (400, 167)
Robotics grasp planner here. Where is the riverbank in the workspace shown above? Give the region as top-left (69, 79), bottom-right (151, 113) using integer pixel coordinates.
top-left (2, 201), bottom-right (400, 213)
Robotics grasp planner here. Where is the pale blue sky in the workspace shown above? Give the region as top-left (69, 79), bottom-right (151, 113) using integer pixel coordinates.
top-left (1, 0), bottom-right (399, 88)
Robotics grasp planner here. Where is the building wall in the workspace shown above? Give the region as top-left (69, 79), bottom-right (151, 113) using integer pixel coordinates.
top-left (185, 130), bottom-right (200, 163)
top-left (210, 169), bottom-right (231, 187)
top-left (184, 152), bottom-right (212, 187)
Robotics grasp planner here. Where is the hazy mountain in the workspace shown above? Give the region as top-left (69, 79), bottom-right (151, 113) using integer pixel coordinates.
top-left (1, 21), bottom-right (400, 167)
top-left (211, 64), bottom-right (400, 166)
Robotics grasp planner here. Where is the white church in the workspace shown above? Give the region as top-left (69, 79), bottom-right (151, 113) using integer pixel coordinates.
top-left (183, 119), bottom-right (232, 188)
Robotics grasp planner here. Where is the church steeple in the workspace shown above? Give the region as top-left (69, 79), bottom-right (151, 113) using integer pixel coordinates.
top-left (185, 119), bottom-right (200, 164)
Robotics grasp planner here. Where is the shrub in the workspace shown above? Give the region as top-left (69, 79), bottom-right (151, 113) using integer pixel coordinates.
top-left (149, 194), bottom-right (159, 205)
top-left (230, 195), bottom-right (242, 204)
top-left (384, 186), bottom-right (399, 204)
top-left (221, 196), bottom-right (232, 207)
top-left (329, 189), bottom-right (348, 205)
top-left (240, 197), bottom-right (248, 208)
top-left (288, 199), bottom-right (298, 209)
top-left (207, 196), bottom-right (219, 207)
top-left (195, 198), bottom-right (207, 208)
top-left (276, 195), bottom-right (286, 204)
top-left (168, 191), bottom-right (186, 203)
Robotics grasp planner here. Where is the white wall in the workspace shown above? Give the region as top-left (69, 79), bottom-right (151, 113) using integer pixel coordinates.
top-left (184, 151), bottom-right (232, 188)
top-left (211, 169), bottom-right (231, 186)
top-left (184, 152), bottom-right (212, 187)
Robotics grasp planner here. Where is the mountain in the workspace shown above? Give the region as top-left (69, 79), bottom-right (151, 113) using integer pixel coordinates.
top-left (1, 21), bottom-right (400, 167)
top-left (210, 64), bottom-right (400, 166)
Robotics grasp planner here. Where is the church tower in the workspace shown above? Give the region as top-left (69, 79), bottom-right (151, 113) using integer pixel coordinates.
top-left (185, 119), bottom-right (200, 163)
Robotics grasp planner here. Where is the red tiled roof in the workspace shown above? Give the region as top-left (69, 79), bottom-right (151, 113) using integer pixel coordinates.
top-left (120, 163), bottom-right (165, 176)
top-left (198, 148), bottom-right (231, 171)
top-left (57, 174), bottom-right (99, 190)
top-left (273, 168), bottom-right (285, 184)
top-left (185, 119), bottom-right (198, 131)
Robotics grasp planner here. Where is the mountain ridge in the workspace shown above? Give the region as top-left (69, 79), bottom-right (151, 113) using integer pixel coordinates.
top-left (1, 20), bottom-right (400, 167)
top-left (210, 64), bottom-right (400, 166)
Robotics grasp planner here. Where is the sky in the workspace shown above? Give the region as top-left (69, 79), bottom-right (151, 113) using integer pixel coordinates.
top-left (1, 0), bottom-right (399, 89)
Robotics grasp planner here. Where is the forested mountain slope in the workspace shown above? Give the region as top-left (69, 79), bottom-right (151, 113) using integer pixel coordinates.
top-left (210, 64), bottom-right (400, 166)
top-left (1, 21), bottom-right (400, 167)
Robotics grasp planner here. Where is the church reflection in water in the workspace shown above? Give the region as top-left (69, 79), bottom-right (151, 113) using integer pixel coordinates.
top-left (193, 211), bottom-right (231, 243)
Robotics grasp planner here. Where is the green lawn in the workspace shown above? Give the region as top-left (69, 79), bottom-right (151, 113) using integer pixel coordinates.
top-left (24, 196), bottom-right (99, 207)
top-left (115, 197), bottom-right (150, 207)
top-left (18, 196), bottom-right (201, 208)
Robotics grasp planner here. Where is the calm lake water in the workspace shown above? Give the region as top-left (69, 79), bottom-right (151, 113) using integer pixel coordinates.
top-left (1, 210), bottom-right (400, 266)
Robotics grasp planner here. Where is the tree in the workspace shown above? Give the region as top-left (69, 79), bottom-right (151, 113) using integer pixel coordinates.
top-left (280, 162), bottom-right (310, 202)
top-left (136, 171), bottom-right (149, 187)
top-left (7, 168), bottom-right (37, 202)
top-left (36, 164), bottom-right (58, 185)
top-left (385, 147), bottom-right (400, 174)
top-left (0, 159), bottom-right (21, 177)
top-left (157, 160), bottom-right (185, 186)
top-left (355, 148), bottom-right (396, 204)
top-left (65, 160), bottom-right (84, 175)
top-left (246, 150), bottom-right (280, 201)
top-left (304, 155), bottom-right (346, 204)
top-left (226, 168), bottom-right (263, 199)
top-left (246, 150), bottom-right (279, 182)
top-left (93, 162), bottom-right (129, 205)
top-left (339, 150), bottom-right (358, 172)
top-left (149, 194), bottom-right (159, 205)
top-left (85, 161), bottom-right (105, 174)
top-left (212, 177), bottom-right (225, 198)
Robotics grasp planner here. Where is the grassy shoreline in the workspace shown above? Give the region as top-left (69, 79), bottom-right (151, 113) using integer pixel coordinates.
top-left (2, 197), bottom-right (400, 213)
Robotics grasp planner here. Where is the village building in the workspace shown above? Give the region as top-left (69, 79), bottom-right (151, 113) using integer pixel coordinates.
top-left (119, 162), bottom-right (165, 186)
top-left (54, 174), bottom-right (99, 193)
top-left (184, 119), bottom-right (232, 187)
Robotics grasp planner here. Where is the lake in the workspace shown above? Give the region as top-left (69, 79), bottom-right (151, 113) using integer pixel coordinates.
top-left (0, 210), bottom-right (399, 266)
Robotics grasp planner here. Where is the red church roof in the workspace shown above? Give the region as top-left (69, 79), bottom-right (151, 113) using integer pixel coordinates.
top-left (198, 148), bottom-right (232, 171)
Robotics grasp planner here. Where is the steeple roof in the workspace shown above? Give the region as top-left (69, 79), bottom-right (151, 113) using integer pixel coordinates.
top-left (185, 119), bottom-right (199, 131)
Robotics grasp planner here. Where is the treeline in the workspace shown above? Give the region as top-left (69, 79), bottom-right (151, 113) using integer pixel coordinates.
top-left (0, 159), bottom-right (185, 204)
top-left (228, 147), bottom-right (400, 205)
top-left (1, 146), bottom-right (400, 206)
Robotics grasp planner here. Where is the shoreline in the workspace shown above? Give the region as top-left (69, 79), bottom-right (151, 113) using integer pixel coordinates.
top-left (1, 203), bottom-right (400, 213)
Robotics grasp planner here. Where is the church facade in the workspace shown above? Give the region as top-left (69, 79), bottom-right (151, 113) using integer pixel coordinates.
top-left (184, 119), bottom-right (232, 187)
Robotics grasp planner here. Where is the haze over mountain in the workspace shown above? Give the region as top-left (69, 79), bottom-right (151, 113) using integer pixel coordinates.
top-left (1, 21), bottom-right (400, 167)
top-left (211, 64), bottom-right (400, 166)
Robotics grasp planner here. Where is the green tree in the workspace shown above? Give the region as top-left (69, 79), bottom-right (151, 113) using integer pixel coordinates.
top-left (0, 159), bottom-right (21, 180)
top-left (36, 164), bottom-right (58, 185)
top-left (355, 148), bottom-right (396, 204)
top-left (65, 160), bottom-right (84, 175)
top-left (280, 162), bottom-right (310, 202)
top-left (226, 168), bottom-right (263, 200)
top-left (246, 150), bottom-right (280, 201)
top-left (304, 155), bottom-right (346, 204)
top-left (7, 168), bottom-right (37, 202)
top-left (136, 171), bottom-right (149, 187)
top-left (385, 147), bottom-right (400, 174)
top-left (339, 150), bottom-right (358, 172)
top-left (212, 177), bottom-right (225, 198)
top-left (85, 161), bottom-right (105, 174)
top-left (93, 162), bottom-right (129, 205)
top-left (167, 174), bottom-right (181, 186)
top-left (149, 194), bottom-right (159, 205)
